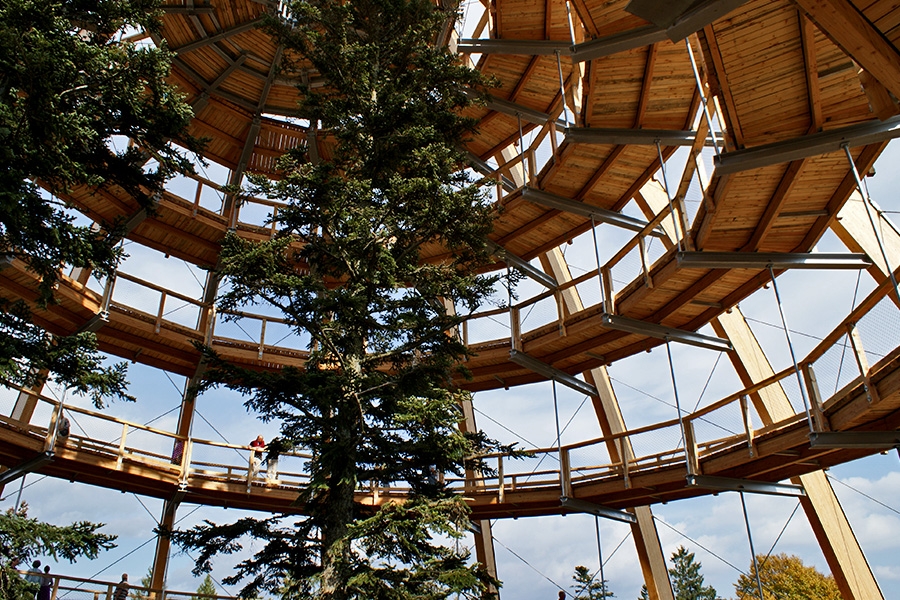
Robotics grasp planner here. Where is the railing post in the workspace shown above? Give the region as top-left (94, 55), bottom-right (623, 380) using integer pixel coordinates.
top-left (179, 439), bottom-right (193, 486)
top-left (43, 401), bottom-right (63, 452)
top-left (554, 289), bottom-right (567, 336)
top-left (258, 318), bottom-right (267, 359)
top-left (510, 306), bottom-right (521, 351)
top-left (684, 419), bottom-right (699, 476)
top-left (739, 394), bottom-right (755, 456)
top-left (802, 362), bottom-right (830, 432)
top-left (620, 437), bottom-right (631, 489)
top-left (639, 235), bottom-right (653, 288)
top-left (155, 291), bottom-right (166, 334)
top-left (116, 424), bottom-right (128, 470)
top-left (601, 267), bottom-right (614, 314)
top-left (847, 321), bottom-right (880, 403)
top-left (559, 447), bottom-right (573, 498)
top-left (497, 455), bottom-right (505, 504)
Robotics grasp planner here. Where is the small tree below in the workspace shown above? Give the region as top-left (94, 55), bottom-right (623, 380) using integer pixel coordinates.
top-left (668, 546), bottom-right (716, 600)
top-left (733, 553), bottom-right (841, 600)
top-left (572, 565), bottom-right (615, 599)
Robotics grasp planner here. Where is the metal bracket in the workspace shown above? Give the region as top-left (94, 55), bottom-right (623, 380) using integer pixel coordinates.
top-left (0, 451), bottom-right (54, 487)
top-left (509, 350), bottom-right (598, 397)
top-left (560, 496), bottom-right (637, 523)
top-left (686, 474), bottom-right (806, 497)
top-left (809, 432), bottom-right (900, 449)
top-left (600, 313), bottom-right (733, 352)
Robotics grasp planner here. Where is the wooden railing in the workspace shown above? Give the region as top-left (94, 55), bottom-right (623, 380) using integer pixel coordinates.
top-left (15, 571), bottom-right (237, 600)
top-left (3, 267), bottom-right (898, 506)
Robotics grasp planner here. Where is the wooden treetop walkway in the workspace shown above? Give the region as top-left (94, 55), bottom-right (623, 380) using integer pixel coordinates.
top-left (2, 274), bottom-right (898, 518)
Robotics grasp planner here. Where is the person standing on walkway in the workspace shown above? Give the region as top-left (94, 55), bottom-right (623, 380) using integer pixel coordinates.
top-left (113, 573), bottom-right (129, 600)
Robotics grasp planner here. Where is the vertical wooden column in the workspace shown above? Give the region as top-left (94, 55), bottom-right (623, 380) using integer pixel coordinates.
top-left (540, 247), bottom-right (674, 600)
top-left (150, 498), bottom-right (180, 594)
top-left (459, 397), bottom-right (500, 595)
top-left (713, 310), bottom-right (882, 600)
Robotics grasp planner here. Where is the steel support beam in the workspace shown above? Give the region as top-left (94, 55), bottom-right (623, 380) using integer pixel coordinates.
top-left (676, 251), bottom-right (872, 270)
top-left (600, 313), bottom-right (733, 352)
top-left (564, 127), bottom-right (696, 147)
top-left (571, 25), bottom-right (668, 62)
top-left (466, 152), bottom-right (517, 192)
top-left (625, 0), bottom-right (751, 41)
top-left (686, 474), bottom-right (806, 497)
top-left (522, 187), bottom-right (665, 236)
top-left (488, 240), bottom-right (558, 289)
top-left (560, 496), bottom-right (637, 523)
top-left (509, 350), bottom-right (598, 397)
top-left (809, 432), bottom-right (900, 449)
top-left (456, 39), bottom-right (572, 55)
top-left (484, 96), bottom-right (558, 127)
top-left (0, 452), bottom-right (54, 487)
top-left (713, 115), bottom-right (900, 175)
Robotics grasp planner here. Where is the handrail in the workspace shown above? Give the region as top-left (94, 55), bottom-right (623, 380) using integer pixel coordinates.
top-left (2, 264), bottom-right (897, 504)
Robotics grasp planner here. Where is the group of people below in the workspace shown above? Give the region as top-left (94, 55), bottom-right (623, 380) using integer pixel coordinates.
top-left (24, 560), bottom-right (129, 600)
top-left (24, 560), bottom-right (52, 600)
top-left (249, 435), bottom-right (279, 485)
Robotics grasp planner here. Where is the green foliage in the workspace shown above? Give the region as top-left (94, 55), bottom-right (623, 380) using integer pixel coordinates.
top-left (637, 585), bottom-right (649, 600)
top-left (194, 574), bottom-right (218, 599)
top-left (0, 504), bottom-right (117, 599)
top-left (0, 0), bottom-right (198, 404)
top-left (668, 546), bottom-right (716, 600)
top-left (169, 0), bottom-right (508, 598)
top-left (128, 567), bottom-right (152, 599)
top-left (733, 553), bottom-right (841, 600)
top-left (572, 565), bottom-right (615, 599)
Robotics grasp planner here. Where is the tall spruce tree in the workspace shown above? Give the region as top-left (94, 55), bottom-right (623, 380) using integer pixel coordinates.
top-left (0, 0), bottom-right (197, 405)
top-left (668, 546), bottom-right (716, 600)
top-left (168, 0), bottom-right (509, 598)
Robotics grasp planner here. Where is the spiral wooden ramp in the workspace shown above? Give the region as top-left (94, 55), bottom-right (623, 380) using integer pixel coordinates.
top-left (5, 0), bottom-right (900, 598)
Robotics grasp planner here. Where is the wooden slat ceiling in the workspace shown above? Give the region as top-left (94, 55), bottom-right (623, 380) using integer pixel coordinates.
top-left (6, 0), bottom-right (900, 390)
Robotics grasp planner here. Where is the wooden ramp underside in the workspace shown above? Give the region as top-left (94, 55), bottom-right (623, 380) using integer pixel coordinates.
top-left (1, 335), bottom-right (898, 518)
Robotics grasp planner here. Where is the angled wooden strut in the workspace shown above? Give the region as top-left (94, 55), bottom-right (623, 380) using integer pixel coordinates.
top-left (541, 246), bottom-right (675, 600)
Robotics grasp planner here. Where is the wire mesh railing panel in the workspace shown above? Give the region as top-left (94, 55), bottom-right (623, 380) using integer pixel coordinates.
top-left (236, 200), bottom-right (275, 230)
top-left (118, 426), bottom-right (180, 464)
top-left (690, 401), bottom-right (744, 448)
top-left (160, 300), bottom-right (201, 330)
top-left (491, 451), bottom-right (561, 491)
top-left (567, 441), bottom-right (615, 483)
top-left (854, 295), bottom-right (900, 364)
top-left (464, 311), bottom-right (511, 345)
top-left (778, 371), bottom-right (808, 416)
top-left (188, 441), bottom-right (254, 482)
top-left (809, 333), bottom-right (858, 399)
top-left (518, 294), bottom-right (559, 332)
top-left (112, 277), bottom-right (161, 316)
top-left (626, 423), bottom-right (686, 472)
top-left (213, 314), bottom-right (262, 344)
top-left (574, 277), bottom-right (602, 309)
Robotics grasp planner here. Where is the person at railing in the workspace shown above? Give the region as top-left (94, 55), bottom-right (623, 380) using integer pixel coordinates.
top-left (24, 560), bottom-right (42, 598)
top-left (249, 435), bottom-right (265, 478)
top-left (57, 416), bottom-right (69, 446)
top-left (114, 573), bottom-right (129, 600)
top-left (37, 565), bottom-right (51, 600)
